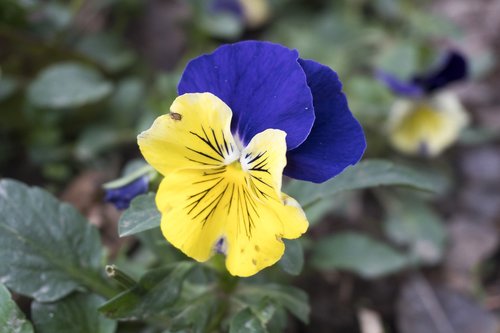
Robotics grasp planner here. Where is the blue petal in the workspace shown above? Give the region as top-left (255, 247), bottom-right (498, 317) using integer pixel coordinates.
top-left (411, 50), bottom-right (468, 93)
top-left (376, 70), bottom-right (423, 97)
top-left (178, 41), bottom-right (315, 149)
top-left (105, 176), bottom-right (149, 210)
top-left (284, 59), bottom-right (366, 183)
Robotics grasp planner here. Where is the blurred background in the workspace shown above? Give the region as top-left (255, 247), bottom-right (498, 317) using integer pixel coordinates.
top-left (1, 0), bottom-right (500, 332)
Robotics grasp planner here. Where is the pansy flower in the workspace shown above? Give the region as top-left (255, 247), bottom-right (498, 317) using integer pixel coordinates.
top-left (378, 50), bottom-right (469, 156)
top-left (138, 41), bottom-right (365, 277)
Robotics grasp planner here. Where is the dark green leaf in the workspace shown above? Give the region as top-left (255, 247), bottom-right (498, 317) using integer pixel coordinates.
top-left (311, 232), bottom-right (410, 278)
top-left (0, 179), bottom-right (112, 302)
top-left (32, 293), bottom-right (116, 333)
top-left (0, 76), bottom-right (19, 101)
top-left (285, 159), bottom-right (439, 209)
top-left (76, 126), bottom-right (130, 161)
top-left (27, 63), bottom-right (112, 109)
top-left (77, 34), bottom-right (136, 72)
top-left (118, 193), bottom-right (161, 237)
top-left (278, 239), bottom-right (304, 275)
top-left (100, 262), bottom-right (194, 319)
top-left (237, 284), bottom-right (309, 324)
top-left (169, 288), bottom-right (221, 333)
top-left (230, 308), bottom-right (267, 333)
top-left (0, 283), bottom-right (34, 333)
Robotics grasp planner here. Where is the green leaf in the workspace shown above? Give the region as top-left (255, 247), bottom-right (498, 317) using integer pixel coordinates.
top-left (100, 262), bottom-right (194, 319)
top-left (32, 293), bottom-right (116, 333)
top-left (311, 232), bottom-right (410, 278)
top-left (278, 239), bottom-right (304, 275)
top-left (118, 193), bottom-right (161, 237)
top-left (201, 13), bottom-right (243, 40)
top-left (284, 159), bottom-right (439, 208)
top-left (0, 76), bottom-right (19, 101)
top-left (237, 284), bottom-right (310, 324)
top-left (27, 62), bottom-right (112, 109)
top-left (230, 308), bottom-right (267, 333)
top-left (77, 34), bottom-right (136, 72)
top-left (169, 286), bottom-right (222, 333)
top-left (382, 193), bottom-right (446, 264)
top-left (0, 179), bottom-right (113, 302)
top-left (0, 283), bottom-right (34, 333)
top-left (375, 41), bottom-right (419, 79)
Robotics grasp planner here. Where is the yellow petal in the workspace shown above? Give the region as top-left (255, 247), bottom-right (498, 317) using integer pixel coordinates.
top-left (388, 92), bottom-right (469, 156)
top-left (138, 93), bottom-right (238, 177)
top-left (156, 129), bottom-right (308, 277)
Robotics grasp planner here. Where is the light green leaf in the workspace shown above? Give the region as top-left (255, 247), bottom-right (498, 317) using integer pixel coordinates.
top-left (382, 193), bottom-right (446, 264)
top-left (100, 262), bottom-right (194, 319)
top-left (230, 308), bottom-right (267, 333)
top-left (118, 193), bottom-right (161, 237)
top-left (278, 239), bottom-right (304, 275)
top-left (32, 293), bottom-right (116, 333)
top-left (284, 159), bottom-right (439, 209)
top-left (237, 284), bottom-right (309, 324)
top-left (0, 179), bottom-right (113, 302)
top-left (311, 232), bottom-right (410, 278)
top-left (27, 62), bottom-right (112, 109)
top-left (0, 283), bottom-right (34, 333)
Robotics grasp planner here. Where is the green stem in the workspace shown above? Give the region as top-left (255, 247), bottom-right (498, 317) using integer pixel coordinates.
top-left (105, 265), bottom-right (138, 290)
top-left (76, 270), bottom-right (118, 299)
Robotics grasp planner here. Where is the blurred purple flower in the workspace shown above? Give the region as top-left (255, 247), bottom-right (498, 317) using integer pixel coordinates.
top-left (377, 50), bottom-right (468, 98)
top-left (104, 176), bottom-right (149, 210)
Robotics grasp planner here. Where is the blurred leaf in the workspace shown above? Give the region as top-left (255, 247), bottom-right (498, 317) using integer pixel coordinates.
top-left (278, 239), bottom-right (304, 276)
top-left (200, 13), bottom-right (244, 40)
top-left (237, 284), bottom-right (309, 324)
top-left (0, 179), bottom-right (111, 302)
top-left (230, 307), bottom-right (267, 333)
top-left (103, 165), bottom-right (153, 189)
top-left (345, 76), bottom-right (392, 123)
top-left (32, 293), bottom-right (116, 333)
top-left (0, 283), bottom-right (34, 333)
top-left (312, 232), bottom-right (409, 278)
top-left (376, 42), bottom-right (419, 79)
top-left (27, 62), bottom-right (112, 109)
top-left (285, 159), bottom-right (439, 209)
top-left (0, 76), bottom-right (19, 101)
top-left (108, 78), bottom-right (145, 127)
top-left (100, 262), bottom-right (195, 320)
top-left (382, 193), bottom-right (446, 264)
top-left (407, 11), bottom-right (459, 39)
top-left (75, 125), bottom-right (133, 160)
top-left (77, 34), bottom-right (136, 72)
top-left (118, 193), bottom-right (161, 237)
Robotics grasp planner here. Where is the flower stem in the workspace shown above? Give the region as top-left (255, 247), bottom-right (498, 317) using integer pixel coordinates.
top-left (105, 265), bottom-right (138, 290)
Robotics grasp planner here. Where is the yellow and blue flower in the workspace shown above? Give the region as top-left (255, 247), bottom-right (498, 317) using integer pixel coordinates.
top-left (138, 41), bottom-right (365, 276)
top-left (378, 51), bottom-right (469, 156)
